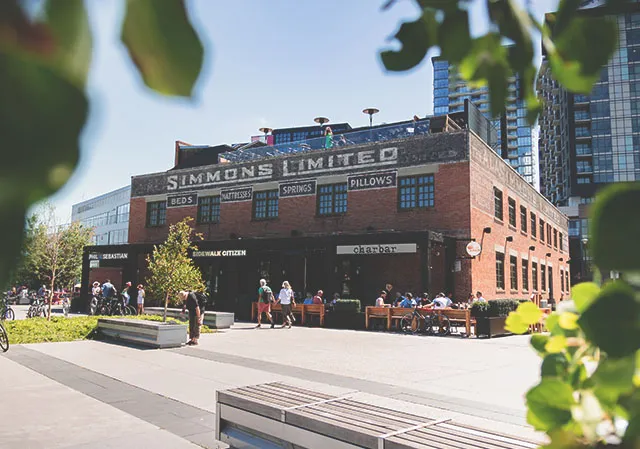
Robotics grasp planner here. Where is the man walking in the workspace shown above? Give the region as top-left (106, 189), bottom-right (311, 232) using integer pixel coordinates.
top-left (179, 291), bottom-right (203, 345)
top-left (257, 279), bottom-right (274, 329)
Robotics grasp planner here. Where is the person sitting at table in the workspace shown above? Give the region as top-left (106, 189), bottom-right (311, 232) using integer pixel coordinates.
top-left (392, 291), bottom-right (405, 307)
top-left (303, 292), bottom-right (314, 305)
top-left (312, 290), bottom-right (324, 304)
top-left (432, 293), bottom-right (452, 309)
top-left (375, 291), bottom-right (387, 307)
top-left (418, 293), bottom-right (431, 307)
top-left (475, 291), bottom-right (487, 303)
top-left (398, 293), bottom-right (416, 308)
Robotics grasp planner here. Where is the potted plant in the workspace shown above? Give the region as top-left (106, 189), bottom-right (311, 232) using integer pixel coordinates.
top-left (472, 299), bottom-right (519, 338)
top-left (325, 299), bottom-right (365, 330)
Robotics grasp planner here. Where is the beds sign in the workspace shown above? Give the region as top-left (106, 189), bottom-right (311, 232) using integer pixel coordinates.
top-left (167, 193), bottom-right (197, 208)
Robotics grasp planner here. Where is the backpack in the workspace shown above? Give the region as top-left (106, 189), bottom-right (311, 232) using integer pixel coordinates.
top-left (192, 291), bottom-right (208, 310)
top-left (262, 286), bottom-right (274, 303)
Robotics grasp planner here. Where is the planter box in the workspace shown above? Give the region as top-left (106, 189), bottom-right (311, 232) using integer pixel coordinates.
top-left (144, 307), bottom-right (235, 329)
top-left (475, 316), bottom-right (511, 338)
top-left (324, 312), bottom-right (365, 330)
top-left (97, 318), bottom-right (187, 348)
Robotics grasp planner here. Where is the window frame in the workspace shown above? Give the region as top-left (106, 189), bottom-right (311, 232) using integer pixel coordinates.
top-left (397, 175), bottom-right (435, 211)
top-left (539, 219), bottom-right (545, 243)
top-left (553, 228), bottom-right (558, 249)
top-left (520, 206), bottom-right (528, 233)
top-left (146, 200), bottom-right (167, 228)
top-left (495, 252), bottom-right (505, 290)
top-left (508, 197), bottom-right (516, 227)
top-left (494, 188), bottom-right (504, 221)
top-left (197, 195), bottom-right (221, 224)
top-left (510, 255), bottom-right (518, 291)
top-left (530, 212), bottom-right (537, 238)
top-left (541, 264), bottom-right (547, 292)
top-left (522, 259), bottom-right (529, 291)
top-left (317, 183), bottom-right (348, 217)
top-left (253, 190), bottom-right (279, 221)
top-left (532, 261), bottom-right (538, 292)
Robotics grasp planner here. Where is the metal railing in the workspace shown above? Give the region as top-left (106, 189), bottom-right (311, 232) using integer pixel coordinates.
top-left (219, 119), bottom-right (432, 163)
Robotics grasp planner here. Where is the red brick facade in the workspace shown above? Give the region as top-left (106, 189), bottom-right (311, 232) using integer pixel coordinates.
top-left (123, 131), bottom-right (568, 305)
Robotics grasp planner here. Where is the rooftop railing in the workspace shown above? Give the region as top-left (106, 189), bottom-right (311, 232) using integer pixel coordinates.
top-left (219, 119), bottom-right (432, 163)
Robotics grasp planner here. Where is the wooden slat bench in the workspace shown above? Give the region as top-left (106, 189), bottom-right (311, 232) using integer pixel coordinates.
top-left (388, 307), bottom-right (413, 331)
top-left (215, 382), bottom-right (541, 449)
top-left (251, 302), bottom-right (324, 326)
top-left (365, 306), bottom-right (391, 329)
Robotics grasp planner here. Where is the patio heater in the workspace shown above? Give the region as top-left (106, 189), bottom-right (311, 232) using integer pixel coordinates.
top-left (362, 108), bottom-right (379, 128)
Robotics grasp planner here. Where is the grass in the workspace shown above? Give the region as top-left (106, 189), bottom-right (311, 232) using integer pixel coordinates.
top-left (3, 314), bottom-right (214, 345)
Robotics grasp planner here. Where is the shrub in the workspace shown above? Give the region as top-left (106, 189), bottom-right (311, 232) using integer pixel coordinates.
top-left (470, 301), bottom-right (490, 318)
top-left (333, 299), bottom-right (361, 313)
top-left (488, 299), bottom-right (520, 317)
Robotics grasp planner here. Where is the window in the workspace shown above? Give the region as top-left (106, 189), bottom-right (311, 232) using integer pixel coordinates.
top-left (520, 206), bottom-right (527, 233)
top-left (560, 232), bottom-right (564, 251)
top-left (553, 229), bottom-right (558, 249)
top-left (398, 175), bottom-right (435, 210)
top-left (116, 203), bottom-right (130, 224)
top-left (253, 190), bottom-right (279, 220)
top-left (539, 219), bottom-right (545, 242)
top-left (522, 259), bottom-right (529, 291)
top-left (317, 183), bottom-right (347, 216)
top-left (508, 198), bottom-right (516, 227)
top-left (532, 262), bottom-right (538, 291)
top-left (197, 196), bottom-right (221, 224)
top-left (565, 270), bottom-right (569, 292)
top-left (496, 252), bottom-right (505, 290)
top-left (146, 201), bottom-right (166, 227)
top-left (108, 229), bottom-right (127, 245)
top-left (541, 264), bottom-right (547, 292)
top-left (560, 268), bottom-right (565, 292)
top-left (510, 256), bottom-right (518, 291)
top-left (547, 224), bottom-right (552, 246)
top-left (531, 212), bottom-right (537, 238)
top-left (494, 188), bottom-right (503, 221)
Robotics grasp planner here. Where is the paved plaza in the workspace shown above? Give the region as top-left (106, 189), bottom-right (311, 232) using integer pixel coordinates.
top-left (0, 323), bottom-right (544, 448)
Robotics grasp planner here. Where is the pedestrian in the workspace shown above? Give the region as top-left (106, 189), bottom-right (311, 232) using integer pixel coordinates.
top-left (102, 279), bottom-right (116, 298)
top-left (256, 278), bottom-right (275, 329)
top-left (91, 281), bottom-right (101, 297)
top-left (136, 284), bottom-right (145, 315)
top-left (179, 291), bottom-right (204, 345)
top-left (121, 281), bottom-right (132, 306)
top-left (277, 281), bottom-right (294, 329)
top-left (324, 126), bottom-right (333, 149)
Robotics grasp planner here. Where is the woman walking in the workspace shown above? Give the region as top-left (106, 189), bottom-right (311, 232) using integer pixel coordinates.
top-left (136, 284), bottom-right (145, 315)
top-left (277, 281), bottom-right (294, 329)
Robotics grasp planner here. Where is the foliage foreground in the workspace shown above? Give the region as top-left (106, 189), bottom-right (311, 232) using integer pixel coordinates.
top-left (4, 314), bottom-right (213, 345)
top-left (505, 183), bottom-right (640, 448)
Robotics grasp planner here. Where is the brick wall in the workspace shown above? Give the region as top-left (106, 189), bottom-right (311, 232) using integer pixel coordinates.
top-left (89, 267), bottom-right (123, 289)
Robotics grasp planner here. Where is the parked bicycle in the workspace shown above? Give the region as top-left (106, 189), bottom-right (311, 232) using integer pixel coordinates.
top-left (90, 293), bottom-right (136, 316)
top-left (0, 298), bottom-right (15, 321)
top-left (0, 320), bottom-right (8, 352)
top-left (26, 297), bottom-right (48, 319)
top-left (400, 306), bottom-right (451, 336)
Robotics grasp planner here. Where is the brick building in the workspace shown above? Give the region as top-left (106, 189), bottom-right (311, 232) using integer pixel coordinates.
top-left (81, 104), bottom-right (569, 317)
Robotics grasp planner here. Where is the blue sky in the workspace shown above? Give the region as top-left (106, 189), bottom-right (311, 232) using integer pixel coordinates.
top-left (47, 0), bottom-right (559, 220)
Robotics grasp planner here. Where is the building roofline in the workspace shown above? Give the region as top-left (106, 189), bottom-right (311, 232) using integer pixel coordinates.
top-left (71, 185), bottom-right (131, 209)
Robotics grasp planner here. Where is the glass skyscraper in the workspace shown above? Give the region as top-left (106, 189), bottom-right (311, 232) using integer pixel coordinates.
top-left (538, 1), bottom-right (640, 283)
top-left (432, 57), bottom-right (536, 185)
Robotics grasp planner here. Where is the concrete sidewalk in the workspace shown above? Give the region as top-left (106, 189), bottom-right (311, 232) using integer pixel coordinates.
top-left (1, 324), bottom-right (545, 448)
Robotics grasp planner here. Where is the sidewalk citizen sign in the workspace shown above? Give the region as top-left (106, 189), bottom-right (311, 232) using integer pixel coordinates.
top-left (192, 250), bottom-right (247, 257)
top-left (465, 241), bottom-right (482, 257)
top-left (336, 244), bottom-right (417, 255)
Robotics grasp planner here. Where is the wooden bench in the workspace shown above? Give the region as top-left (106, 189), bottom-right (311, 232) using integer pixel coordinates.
top-left (251, 302), bottom-right (324, 326)
top-left (215, 382), bottom-right (541, 449)
top-left (304, 304), bottom-right (325, 326)
top-left (365, 306), bottom-right (391, 329)
top-left (439, 309), bottom-right (475, 336)
top-left (388, 307), bottom-right (413, 330)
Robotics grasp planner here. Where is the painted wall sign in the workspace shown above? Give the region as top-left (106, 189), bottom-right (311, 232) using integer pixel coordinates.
top-left (336, 243), bottom-right (417, 255)
top-left (279, 179), bottom-right (316, 198)
top-left (465, 241), bottom-right (482, 257)
top-left (131, 134), bottom-right (469, 197)
top-left (348, 171), bottom-right (397, 191)
top-left (167, 192), bottom-right (197, 208)
top-left (221, 187), bottom-right (253, 203)
top-left (89, 253), bottom-right (128, 260)
top-left (192, 250), bottom-right (247, 257)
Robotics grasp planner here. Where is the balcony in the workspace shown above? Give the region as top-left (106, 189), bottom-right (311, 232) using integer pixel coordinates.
top-left (220, 119), bottom-right (432, 163)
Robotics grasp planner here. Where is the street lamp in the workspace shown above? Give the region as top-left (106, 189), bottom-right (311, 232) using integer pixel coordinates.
top-left (258, 127), bottom-right (272, 144)
top-left (362, 108), bottom-right (380, 128)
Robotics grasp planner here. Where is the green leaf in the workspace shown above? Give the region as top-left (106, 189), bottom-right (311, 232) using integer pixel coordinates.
top-left (526, 379), bottom-right (576, 431)
top-left (531, 334), bottom-right (550, 354)
top-left (518, 301), bottom-right (543, 325)
top-left (0, 51), bottom-right (87, 291)
top-left (505, 311), bottom-right (529, 334)
top-left (380, 9), bottom-right (438, 72)
top-left (579, 280), bottom-right (640, 359)
top-left (437, 9), bottom-right (470, 64)
top-left (545, 313), bottom-right (562, 335)
top-left (546, 336), bottom-right (568, 354)
top-left (571, 282), bottom-right (601, 312)
top-left (44, 0), bottom-right (92, 86)
top-left (458, 33), bottom-right (509, 116)
top-left (549, 0), bottom-right (583, 39)
top-left (592, 355), bottom-right (636, 397)
top-left (487, 0), bottom-right (534, 70)
top-left (590, 183), bottom-right (640, 271)
top-left (121, 0), bottom-right (204, 97)
top-left (541, 353), bottom-right (569, 378)
top-left (558, 312), bottom-right (579, 330)
top-left (548, 16), bottom-right (618, 93)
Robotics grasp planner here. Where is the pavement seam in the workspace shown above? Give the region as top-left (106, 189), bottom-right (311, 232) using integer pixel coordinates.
top-left (171, 346), bottom-right (528, 427)
top-left (2, 346), bottom-right (219, 449)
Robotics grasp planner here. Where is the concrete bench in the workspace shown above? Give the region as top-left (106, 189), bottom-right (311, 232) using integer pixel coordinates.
top-left (97, 318), bottom-right (186, 349)
top-left (215, 382), bottom-right (540, 449)
top-left (143, 307), bottom-right (234, 329)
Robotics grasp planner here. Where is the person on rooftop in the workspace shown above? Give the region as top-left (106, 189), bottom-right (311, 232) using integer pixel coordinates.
top-left (324, 127), bottom-right (333, 149)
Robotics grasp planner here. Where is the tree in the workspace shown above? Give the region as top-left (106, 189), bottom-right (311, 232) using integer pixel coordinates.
top-left (145, 218), bottom-right (205, 322)
top-left (30, 205), bottom-right (94, 320)
top-left (6, 213), bottom-right (40, 290)
top-left (0, 0), bottom-right (204, 292)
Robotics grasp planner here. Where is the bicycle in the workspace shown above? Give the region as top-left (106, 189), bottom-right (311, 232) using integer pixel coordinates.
top-left (0, 298), bottom-right (15, 320)
top-left (26, 297), bottom-right (48, 319)
top-left (0, 320), bottom-right (8, 352)
top-left (400, 306), bottom-right (451, 336)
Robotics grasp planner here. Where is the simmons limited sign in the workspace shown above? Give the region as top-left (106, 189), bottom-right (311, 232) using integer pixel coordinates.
top-left (130, 134), bottom-right (469, 198)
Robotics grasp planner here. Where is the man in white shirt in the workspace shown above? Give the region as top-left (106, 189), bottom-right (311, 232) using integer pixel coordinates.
top-left (475, 291), bottom-right (487, 303)
top-left (432, 293), bottom-right (452, 309)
